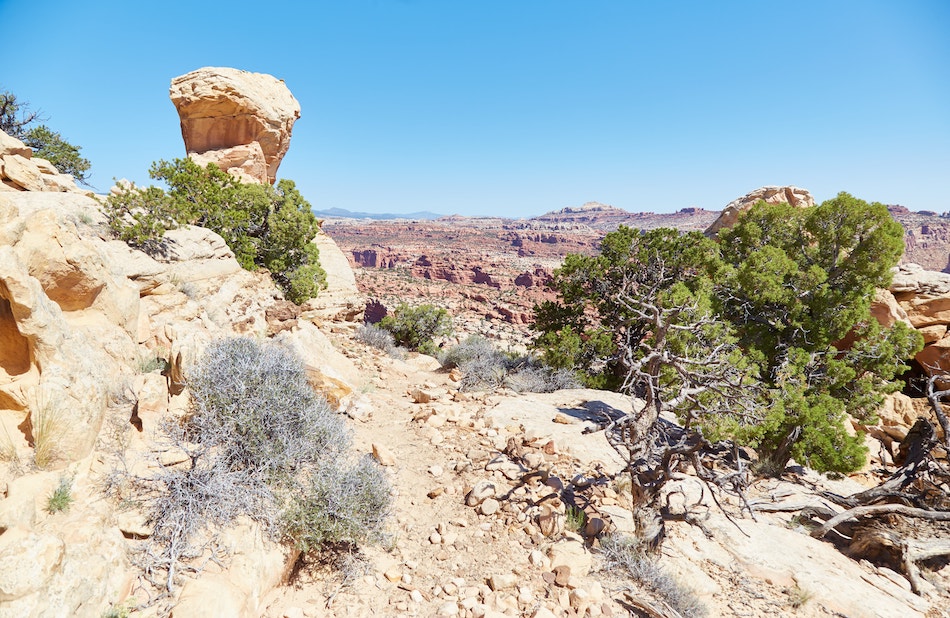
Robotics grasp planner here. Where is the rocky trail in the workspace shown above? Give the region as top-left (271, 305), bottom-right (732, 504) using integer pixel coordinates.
top-left (257, 327), bottom-right (950, 618)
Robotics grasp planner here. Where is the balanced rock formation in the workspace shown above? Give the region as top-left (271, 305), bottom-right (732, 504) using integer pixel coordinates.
top-left (169, 67), bottom-right (300, 184)
top-left (0, 130), bottom-right (86, 193)
top-left (705, 185), bottom-right (815, 235)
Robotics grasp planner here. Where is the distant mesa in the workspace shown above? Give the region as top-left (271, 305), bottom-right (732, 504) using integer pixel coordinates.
top-left (312, 207), bottom-right (444, 221)
top-left (170, 67), bottom-right (300, 184)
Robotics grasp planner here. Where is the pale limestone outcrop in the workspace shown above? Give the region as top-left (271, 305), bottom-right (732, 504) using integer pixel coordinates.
top-left (169, 67), bottom-right (300, 184)
top-left (188, 143), bottom-right (268, 185)
top-left (0, 129), bottom-right (85, 193)
top-left (0, 192), bottom-right (140, 465)
top-left (0, 470), bottom-right (132, 616)
top-left (890, 263), bottom-right (950, 296)
top-left (301, 230), bottom-right (364, 322)
top-left (705, 185), bottom-right (815, 236)
top-left (886, 263), bottom-right (950, 376)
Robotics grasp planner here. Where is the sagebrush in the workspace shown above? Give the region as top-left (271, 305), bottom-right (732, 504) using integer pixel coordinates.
top-left (440, 336), bottom-right (578, 393)
top-left (355, 323), bottom-right (406, 359)
top-left (122, 337), bottom-right (391, 594)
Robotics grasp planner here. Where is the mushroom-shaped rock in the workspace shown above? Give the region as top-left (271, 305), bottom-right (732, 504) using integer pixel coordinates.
top-left (705, 185), bottom-right (815, 236)
top-left (169, 67), bottom-right (301, 184)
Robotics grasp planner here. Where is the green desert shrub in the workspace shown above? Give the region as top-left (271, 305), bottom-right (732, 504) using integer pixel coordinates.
top-left (135, 337), bottom-right (391, 592)
top-left (46, 477), bottom-right (73, 514)
top-left (104, 158), bottom-right (326, 303)
top-left (0, 89), bottom-right (92, 185)
top-left (378, 302), bottom-right (453, 354)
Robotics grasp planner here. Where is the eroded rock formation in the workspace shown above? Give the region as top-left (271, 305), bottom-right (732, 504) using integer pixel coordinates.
top-left (169, 67), bottom-right (301, 184)
top-left (0, 130), bottom-right (86, 193)
top-left (705, 185), bottom-right (815, 236)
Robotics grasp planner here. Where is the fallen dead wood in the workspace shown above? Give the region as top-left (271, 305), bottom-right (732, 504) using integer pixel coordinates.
top-left (811, 503), bottom-right (950, 540)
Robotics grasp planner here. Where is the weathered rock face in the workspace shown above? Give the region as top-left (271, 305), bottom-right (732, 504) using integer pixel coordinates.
top-left (0, 192), bottom-right (140, 465)
top-left (169, 67), bottom-right (301, 184)
top-left (0, 130), bottom-right (86, 193)
top-left (705, 185), bottom-right (815, 236)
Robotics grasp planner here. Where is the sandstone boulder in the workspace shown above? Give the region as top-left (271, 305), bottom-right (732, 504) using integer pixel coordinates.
top-left (170, 67), bottom-right (300, 183)
top-left (890, 263), bottom-right (950, 296)
top-left (705, 185), bottom-right (815, 236)
top-left (0, 129), bottom-right (84, 193)
top-left (301, 230), bottom-right (364, 321)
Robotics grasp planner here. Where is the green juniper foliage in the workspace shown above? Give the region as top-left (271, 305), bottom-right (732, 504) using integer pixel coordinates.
top-left (104, 157), bottom-right (326, 303)
top-left (0, 89), bottom-right (92, 186)
top-left (532, 193), bottom-right (922, 473)
top-left (378, 302), bottom-right (453, 354)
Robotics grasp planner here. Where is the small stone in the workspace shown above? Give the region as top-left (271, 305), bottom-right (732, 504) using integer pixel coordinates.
top-left (489, 573), bottom-right (518, 591)
top-left (410, 589), bottom-right (424, 603)
top-left (528, 550), bottom-right (545, 567)
top-left (436, 601), bottom-right (459, 616)
top-left (411, 388), bottom-right (434, 403)
top-left (553, 413), bottom-right (573, 424)
top-left (569, 588), bottom-right (590, 611)
top-left (283, 608), bottom-right (305, 618)
top-left (371, 443), bottom-right (396, 466)
top-left (480, 498), bottom-right (500, 516)
top-left (548, 537), bottom-right (593, 577)
top-left (428, 464), bottom-right (445, 477)
top-left (384, 567), bottom-right (402, 582)
top-left (584, 517), bottom-right (606, 537)
top-left (427, 414), bottom-right (447, 428)
top-left (524, 452), bottom-right (544, 469)
top-left (541, 571), bottom-right (556, 585)
top-left (430, 532), bottom-right (443, 544)
top-left (532, 608), bottom-right (558, 618)
top-left (465, 480), bottom-right (497, 507)
top-left (553, 565), bottom-right (571, 587)
top-left (428, 486), bottom-right (445, 499)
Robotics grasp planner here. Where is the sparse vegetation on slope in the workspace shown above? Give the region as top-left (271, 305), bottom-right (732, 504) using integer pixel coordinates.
top-left (104, 157), bottom-right (327, 303)
top-left (440, 335), bottom-right (578, 393)
top-left (120, 337), bottom-right (390, 596)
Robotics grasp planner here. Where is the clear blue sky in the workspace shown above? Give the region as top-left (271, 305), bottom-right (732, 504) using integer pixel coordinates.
top-left (2, 1), bottom-right (948, 217)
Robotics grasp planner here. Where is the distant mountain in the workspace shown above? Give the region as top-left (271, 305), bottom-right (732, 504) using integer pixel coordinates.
top-left (313, 207), bottom-right (443, 220)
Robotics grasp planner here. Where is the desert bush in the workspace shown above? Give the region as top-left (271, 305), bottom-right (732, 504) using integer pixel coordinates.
top-left (503, 363), bottom-right (580, 393)
top-left (378, 303), bottom-right (453, 353)
top-left (46, 477), bottom-right (73, 514)
top-left (441, 336), bottom-right (580, 393)
top-left (131, 337), bottom-right (391, 593)
top-left (600, 534), bottom-right (707, 618)
top-left (355, 323), bottom-right (406, 359)
top-left (104, 158), bottom-right (326, 303)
